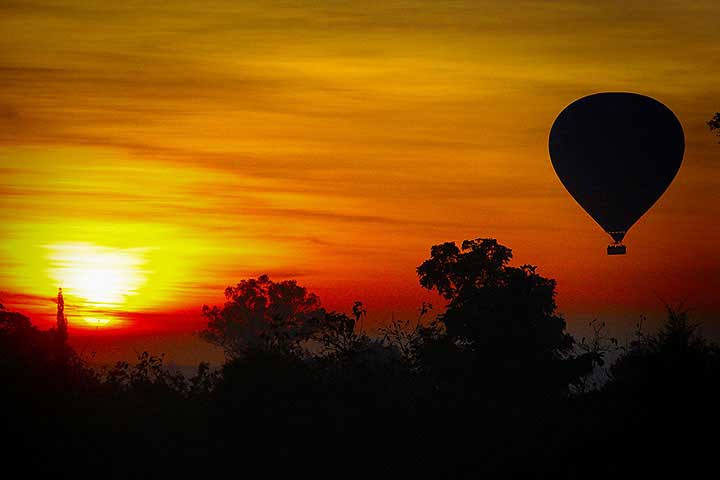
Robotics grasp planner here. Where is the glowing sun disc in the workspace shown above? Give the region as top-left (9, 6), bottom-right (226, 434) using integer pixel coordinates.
top-left (46, 243), bottom-right (148, 308)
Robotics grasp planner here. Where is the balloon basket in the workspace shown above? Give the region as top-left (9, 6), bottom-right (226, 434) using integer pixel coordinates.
top-left (607, 244), bottom-right (626, 255)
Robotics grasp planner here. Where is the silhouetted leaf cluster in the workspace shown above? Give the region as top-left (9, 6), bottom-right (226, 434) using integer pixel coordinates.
top-left (709, 112), bottom-right (720, 142)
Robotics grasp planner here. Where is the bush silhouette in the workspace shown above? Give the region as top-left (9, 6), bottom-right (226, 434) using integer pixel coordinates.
top-left (561, 308), bottom-right (720, 477)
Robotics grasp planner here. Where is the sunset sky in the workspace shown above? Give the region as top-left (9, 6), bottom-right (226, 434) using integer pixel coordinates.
top-left (1, 0), bottom-right (719, 363)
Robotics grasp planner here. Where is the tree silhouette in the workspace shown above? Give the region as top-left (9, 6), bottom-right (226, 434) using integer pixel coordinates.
top-left (418, 239), bottom-right (572, 353)
top-left (56, 287), bottom-right (67, 343)
top-left (417, 238), bottom-right (585, 392)
top-left (709, 112), bottom-right (720, 142)
top-left (200, 275), bottom-right (324, 359)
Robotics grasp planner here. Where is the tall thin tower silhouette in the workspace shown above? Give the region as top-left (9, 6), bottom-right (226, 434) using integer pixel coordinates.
top-left (57, 287), bottom-right (67, 342)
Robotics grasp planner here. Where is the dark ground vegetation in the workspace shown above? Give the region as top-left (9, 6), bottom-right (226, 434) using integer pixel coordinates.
top-left (3, 238), bottom-right (719, 479)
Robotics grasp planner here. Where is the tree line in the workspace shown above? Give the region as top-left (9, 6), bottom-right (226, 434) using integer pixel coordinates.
top-left (3, 237), bottom-right (720, 479)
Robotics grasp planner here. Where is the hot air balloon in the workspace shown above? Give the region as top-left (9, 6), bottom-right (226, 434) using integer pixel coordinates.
top-left (549, 92), bottom-right (684, 255)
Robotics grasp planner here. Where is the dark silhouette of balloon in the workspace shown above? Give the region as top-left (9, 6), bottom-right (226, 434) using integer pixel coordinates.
top-left (549, 92), bottom-right (684, 255)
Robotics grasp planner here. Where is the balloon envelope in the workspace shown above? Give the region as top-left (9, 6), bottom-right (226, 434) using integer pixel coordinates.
top-left (549, 92), bottom-right (684, 244)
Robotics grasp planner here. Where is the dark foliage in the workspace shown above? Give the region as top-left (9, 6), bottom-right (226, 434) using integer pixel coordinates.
top-left (709, 112), bottom-right (720, 142)
top-left (2, 240), bottom-right (719, 478)
top-left (417, 238), bottom-right (592, 396)
top-left (199, 274), bottom-right (324, 359)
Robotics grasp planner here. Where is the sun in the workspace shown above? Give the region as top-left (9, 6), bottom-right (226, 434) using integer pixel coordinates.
top-left (46, 243), bottom-right (148, 326)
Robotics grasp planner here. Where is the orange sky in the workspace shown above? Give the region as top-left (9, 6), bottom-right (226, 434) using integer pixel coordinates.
top-left (1, 1), bottom-right (719, 358)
